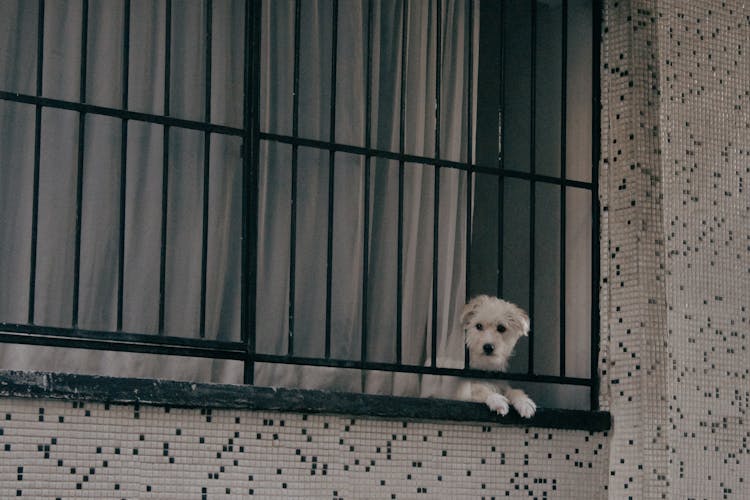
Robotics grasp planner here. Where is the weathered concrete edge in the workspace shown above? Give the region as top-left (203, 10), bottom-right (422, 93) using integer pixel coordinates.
top-left (0, 370), bottom-right (611, 432)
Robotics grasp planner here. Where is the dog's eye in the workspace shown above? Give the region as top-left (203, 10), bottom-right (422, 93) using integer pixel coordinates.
top-left (497, 324), bottom-right (506, 333)
top-left (475, 323), bottom-right (484, 331)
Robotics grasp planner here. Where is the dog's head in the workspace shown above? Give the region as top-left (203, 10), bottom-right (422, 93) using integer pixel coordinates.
top-left (461, 295), bottom-right (530, 372)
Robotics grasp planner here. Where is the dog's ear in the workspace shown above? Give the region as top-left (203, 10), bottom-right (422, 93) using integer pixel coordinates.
top-left (461, 295), bottom-right (489, 328)
top-left (519, 313), bottom-right (530, 336)
top-left (513, 305), bottom-right (531, 336)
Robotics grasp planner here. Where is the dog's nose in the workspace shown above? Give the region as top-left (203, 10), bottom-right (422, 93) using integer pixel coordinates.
top-left (482, 343), bottom-right (494, 355)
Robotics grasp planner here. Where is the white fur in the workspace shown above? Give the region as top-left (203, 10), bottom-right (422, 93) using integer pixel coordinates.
top-left (459, 295), bottom-right (536, 418)
top-left (485, 392), bottom-right (510, 415)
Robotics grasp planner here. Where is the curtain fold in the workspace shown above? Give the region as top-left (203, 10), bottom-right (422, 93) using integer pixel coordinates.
top-left (255, 0), bottom-right (475, 397)
top-left (0, 0), bottom-right (246, 382)
top-left (1, 0), bottom-right (493, 400)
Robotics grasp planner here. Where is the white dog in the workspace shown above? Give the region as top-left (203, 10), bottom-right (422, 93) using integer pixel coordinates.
top-left (457, 295), bottom-right (537, 418)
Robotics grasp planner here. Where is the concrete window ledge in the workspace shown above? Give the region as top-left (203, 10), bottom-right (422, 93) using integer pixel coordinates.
top-left (0, 370), bottom-right (610, 432)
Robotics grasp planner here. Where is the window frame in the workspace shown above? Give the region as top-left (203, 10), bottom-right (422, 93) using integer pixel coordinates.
top-left (0, 0), bottom-right (602, 411)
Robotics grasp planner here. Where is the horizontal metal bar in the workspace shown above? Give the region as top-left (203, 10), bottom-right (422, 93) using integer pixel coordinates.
top-left (260, 131), bottom-right (470, 170)
top-left (0, 333), bottom-right (246, 361)
top-left (476, 166), bottom-right (594, 189)
top-left (0, 324), bottom-right (593, 386)
top-left (0, 324), bottom-right (246, 360)
top-left (259, 132), bottom-right (593, 189)
top-left (0, 91), bottom-right (244, 137)
top-left (251, 353), bottom-right (593, 386)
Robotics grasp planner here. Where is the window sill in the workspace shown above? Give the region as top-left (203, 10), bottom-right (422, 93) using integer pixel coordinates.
top-left (0, 370), bottom-right (610, 432)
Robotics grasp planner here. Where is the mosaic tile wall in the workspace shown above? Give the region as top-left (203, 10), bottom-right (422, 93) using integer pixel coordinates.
top-left (0, 397), bottom-right (609, 499)
top-left (2, 1), bottom-right (748, 498)
top-left (600, 0), bottom-right (750, 498)
top-left (599, 0), bottom-right (670, 497)
top-left (660, 0), bottom-right (750, 498)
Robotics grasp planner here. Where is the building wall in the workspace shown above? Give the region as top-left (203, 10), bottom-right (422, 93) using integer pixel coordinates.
top-left (598, 0), bottom-right (671, 496)
top-left (0, 396), bottom-right (609, 499)
top-left (600, 0), bottom-right (750, 498)
top-left (660, 0), bottom-right (750, 496)
top-left (1, 1), bottom-right (748, 499)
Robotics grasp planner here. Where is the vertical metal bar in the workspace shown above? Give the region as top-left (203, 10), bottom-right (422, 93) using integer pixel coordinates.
top-left (288, 0), bottom-right (301, 356)
top-left (73, 0), bottom-right (89, 328)
top-left (117, 0), bottom-right (130, 331)
top-left (430, 0), bottom-right (442, 369)
top-left (559, 0), bottom-right (568, 377)
top-left (396, 0), bottom-right (406, 366)
top-left (464, 0), bottom-right (474, 369)
top-left (528, 0), bottom-right (537, 375)
top-left (325, 0), bottom-right (338, 359)
top-left (496, 0), bottom-right (505, 299)
top-left (361, 0), bottom-right (373, 390)
top-left (28, 0), bottom-right (45, 324)
top-left (465, 0), bottom-right (474, 303)
top-left (590, 0), bottom-right (602, 411)
top-left (242, 0), bottom-right (261, 384)
top-left (158, 0), bottom-right (172, 335)
top-left (200, 0), bottom-right (213, 338)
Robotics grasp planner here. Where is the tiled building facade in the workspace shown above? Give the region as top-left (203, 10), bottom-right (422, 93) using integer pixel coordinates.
top-left (1, 0), bottom-right (749, 498)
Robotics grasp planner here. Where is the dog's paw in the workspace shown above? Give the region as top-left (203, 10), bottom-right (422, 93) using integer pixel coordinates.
top-left (486, 393), bottom-right (510, 416)
top-left (511, 395), bottom-right (537, 418)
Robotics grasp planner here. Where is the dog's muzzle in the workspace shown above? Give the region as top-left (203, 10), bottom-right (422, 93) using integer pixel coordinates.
top-left (482, 343), bottom-right (495, 355)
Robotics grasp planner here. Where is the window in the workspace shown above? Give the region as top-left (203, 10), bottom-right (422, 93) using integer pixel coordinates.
top-left (0, 0), bottom-right (598, 410)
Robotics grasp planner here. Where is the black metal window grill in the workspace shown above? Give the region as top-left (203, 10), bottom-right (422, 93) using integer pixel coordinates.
top-left (0, 0), bottom-right (600, 410)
